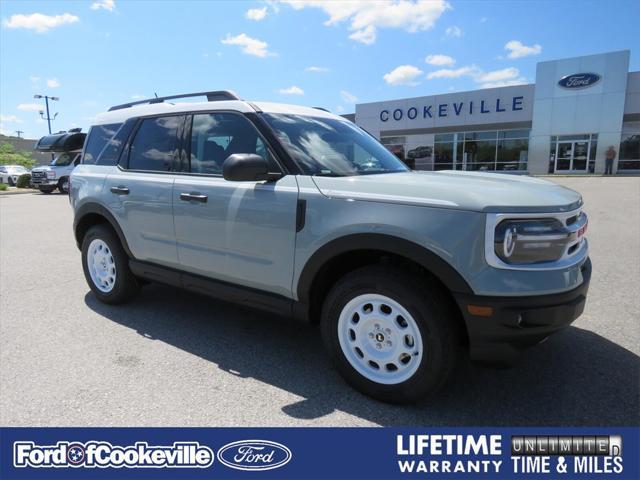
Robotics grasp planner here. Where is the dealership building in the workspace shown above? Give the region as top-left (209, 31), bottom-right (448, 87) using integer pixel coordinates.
top-left (354, 50), bottom-right (639, 174)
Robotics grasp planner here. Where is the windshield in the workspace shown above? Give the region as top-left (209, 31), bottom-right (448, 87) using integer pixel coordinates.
top-left (262, 113), bottom-right (409, 176)
top-left (50, 153), bottom-right (76, 166)
top-left (7, 166), bottom-right (27, 173)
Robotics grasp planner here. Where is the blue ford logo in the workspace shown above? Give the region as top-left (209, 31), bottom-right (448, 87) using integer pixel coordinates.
top-left (217, 440), bottom-right (292, 471)
top-left (558, 72), bottom-right (601, 89)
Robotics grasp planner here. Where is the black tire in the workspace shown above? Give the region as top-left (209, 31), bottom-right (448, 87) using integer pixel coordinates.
top-left (39, 186), bottom-right (55, 194)
top-left (321, 265), bottom-right (459, 403)
top-left (81, 224), bottom-right (140, 304)
top-left (58, 177), bottom-right (69, 194)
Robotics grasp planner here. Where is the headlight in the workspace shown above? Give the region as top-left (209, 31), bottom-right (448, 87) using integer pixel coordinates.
top-left (494, 219), bottom-right (570, 264)
top-left (46, 171), bottom-right (56, 179)
top-left (487, 210), bottom-right (588, 268)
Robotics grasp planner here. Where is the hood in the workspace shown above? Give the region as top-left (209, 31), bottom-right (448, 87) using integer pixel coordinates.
top-left (311, 171), bottom-right (582, 213)
top-left (31, 166), bottom-right (53, 172)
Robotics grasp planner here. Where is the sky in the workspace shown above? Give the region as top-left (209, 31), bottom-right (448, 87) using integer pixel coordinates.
top-left (1, 0), bottom-right (638, 139)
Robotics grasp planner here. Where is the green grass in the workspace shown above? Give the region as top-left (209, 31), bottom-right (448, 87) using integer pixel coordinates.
top-left (0, 183), bottom-right (8, 191)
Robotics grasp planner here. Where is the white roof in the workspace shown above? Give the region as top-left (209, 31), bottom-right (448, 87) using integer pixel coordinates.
top-left (92, 99), bottom-right (340, 125)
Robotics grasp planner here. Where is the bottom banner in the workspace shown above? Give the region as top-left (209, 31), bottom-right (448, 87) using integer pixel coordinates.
top-left (1, 427), bottom-right (638, 479)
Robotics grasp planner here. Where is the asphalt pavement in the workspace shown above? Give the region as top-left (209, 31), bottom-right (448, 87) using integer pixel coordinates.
top-left (1, 177), bottom-right (638, 427)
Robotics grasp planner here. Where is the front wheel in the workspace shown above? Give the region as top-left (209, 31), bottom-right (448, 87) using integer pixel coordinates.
top-left (39, 186), bottom-right (56, 194)
top-left (321, 265), bottom-right (459, 403)
top-left (81, 224), bottom-right (140, 304)
top-left (58, 177), bottom-right (69, 194)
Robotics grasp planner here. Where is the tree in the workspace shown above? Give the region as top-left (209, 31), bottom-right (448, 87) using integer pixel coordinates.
top-left (0, 143), bottom-right (37, 169)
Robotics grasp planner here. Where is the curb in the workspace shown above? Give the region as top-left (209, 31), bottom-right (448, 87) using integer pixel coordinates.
top-left (0, 189), bottom-right (39, 196)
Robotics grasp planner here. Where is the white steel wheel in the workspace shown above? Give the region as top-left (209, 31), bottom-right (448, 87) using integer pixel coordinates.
top-left (87, 239), bottom-right (117, 293)
top-left (337, 293), bottom-right (424, 385)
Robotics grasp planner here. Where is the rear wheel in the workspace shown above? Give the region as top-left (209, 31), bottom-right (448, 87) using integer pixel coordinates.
top-left (321, 265), bottom-right (459, 403)
top-left (81, 224), bottom-right (139, 304)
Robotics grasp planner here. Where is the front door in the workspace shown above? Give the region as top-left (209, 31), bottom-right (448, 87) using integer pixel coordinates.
top-left (173, 112), bottom-right (299, 298)
top-left (554, 140), bottom-right (589, 172)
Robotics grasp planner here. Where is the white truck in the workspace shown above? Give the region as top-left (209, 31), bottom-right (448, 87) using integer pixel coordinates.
top-left (31, 129), bottom-right (86, 194)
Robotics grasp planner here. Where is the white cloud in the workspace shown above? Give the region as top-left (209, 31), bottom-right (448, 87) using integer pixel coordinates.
top-left (349, 25), bottom-right (376, 45)
top-left (475, 67), bottom-right (527, 88)
top-left (305, 66), bottom-right (329, 72)
top-left (445, 25), bottom-right (462, 37)
top-left (130, 94), bottom-right (145, 100)
top-left (3, 13), bottom-right (79, 33)
top-left (340, 90), bottom-right (358, 103)
top-left (475, 67), bottom-right (520, 83)
top-left (278, 85), bottom-right (304, 95)
top-left (427, 66), bottom-right (477, 79)
top-left (425, 64), bottom-right (527, 88)
top-left (246, 7), bottom-right (268, 20)
top-left (221, 33), bottom-right (274, 57)
top-left (504, 40), bottom-right (541, 59)
top-left (29, 75), bottom-right (40, 84)
top-left (383, 65), bottom-right (423, 86)
top-left (281, 0), bottom-right (450, 45)
top-left (0, 114), bottom-right (23, 123)
top-left (335, 105), bottom-right (345, 113)
top-left (46, 78), bottom-right (60, 88)
top-left (90, 0), bottom-right (115, 12)
top-left (17, 103), bottom-right (42, 112)
top-left (425, 54), bottom-right (455, 66)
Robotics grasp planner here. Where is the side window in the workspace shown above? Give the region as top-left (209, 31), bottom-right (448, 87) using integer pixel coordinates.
top-left (82, 123), bottom-right (122, 165)
top-left (96, 118), bottom-right (137, 166)
top-left (128, 116), bottom-right (181, 172)
top-left (189, 113), bottom-right (274, 175)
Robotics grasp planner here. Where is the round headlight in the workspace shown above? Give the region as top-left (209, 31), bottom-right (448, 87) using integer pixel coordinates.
top-left (503, 225), bottom-right (517, 259)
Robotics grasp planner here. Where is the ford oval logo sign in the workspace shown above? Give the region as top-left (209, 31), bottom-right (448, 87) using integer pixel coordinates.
top-left (558, 72), bottom-right (601, 89)
top-left (217, 440), bottom-right (292, 471)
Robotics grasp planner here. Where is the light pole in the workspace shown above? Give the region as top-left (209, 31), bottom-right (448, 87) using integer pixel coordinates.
top-left (15, 130), bottom-right (24, 138)
top-left (33, 94), bottom-right (59, 134)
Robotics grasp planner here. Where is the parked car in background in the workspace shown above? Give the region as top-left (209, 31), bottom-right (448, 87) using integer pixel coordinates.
top-left (0, 165), bottom-right (30, 185)
top-left (32, 129), bottom-right (86, 194)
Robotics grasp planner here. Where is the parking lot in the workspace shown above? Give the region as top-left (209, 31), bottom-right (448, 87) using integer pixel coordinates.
top-left (1, 177), bottom-right (638, 427)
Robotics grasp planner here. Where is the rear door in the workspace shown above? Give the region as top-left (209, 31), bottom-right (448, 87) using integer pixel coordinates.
top-left (104, 115), bottom-right (185, 268)
top-left (172, 111), bottom-right (298, 297)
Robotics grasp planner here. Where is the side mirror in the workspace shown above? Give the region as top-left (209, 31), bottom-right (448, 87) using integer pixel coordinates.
top-left (222, 154), bottom-right (279, 182)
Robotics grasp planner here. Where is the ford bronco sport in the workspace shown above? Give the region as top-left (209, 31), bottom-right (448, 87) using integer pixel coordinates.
top-left (70, 91), bottom-right (591, 403)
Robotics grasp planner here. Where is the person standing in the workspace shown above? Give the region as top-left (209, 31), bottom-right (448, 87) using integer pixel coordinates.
top-left (605, 146), bottom-right (616, 175)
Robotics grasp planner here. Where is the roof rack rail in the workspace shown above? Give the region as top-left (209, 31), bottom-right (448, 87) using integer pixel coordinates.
top-left (108, 90), bottom-right (241, 111)
top-left (312, 106), bottom-right (331, 112)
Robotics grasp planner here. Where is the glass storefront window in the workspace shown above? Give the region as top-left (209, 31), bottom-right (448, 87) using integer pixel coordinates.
top-left (497, 138), bottom-right (529, 171)
top-left (463, 140), bottom-right (497, 170)
top-left (434, 133), bottom-right (454, 142)
top-left (433, 142), bottom-right (454, 170)
top-left (417, 129), bottom-right (529, 172)
top-left (619, 132), bottom-right (640, 170)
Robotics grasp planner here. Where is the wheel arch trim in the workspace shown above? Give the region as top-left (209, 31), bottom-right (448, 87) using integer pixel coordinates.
top-left (296, 233), bottom-right (474, 302)
top-left (73, 202), bottom-right (133, 258)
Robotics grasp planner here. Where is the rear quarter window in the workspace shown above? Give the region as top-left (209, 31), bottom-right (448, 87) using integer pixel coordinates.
top-left (82, 123), bottom-right (122, 165)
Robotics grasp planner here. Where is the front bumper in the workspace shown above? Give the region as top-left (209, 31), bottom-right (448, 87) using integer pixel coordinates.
top-left (454, 257), bottom-right (592, 365)
top-left (31, 177), bottom-right (57, 186)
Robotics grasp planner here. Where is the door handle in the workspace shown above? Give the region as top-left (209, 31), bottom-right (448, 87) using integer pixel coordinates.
top-left (180, 192), bottom-right (208, 203)
top-left (110, 186), bottom-right (129, 195)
